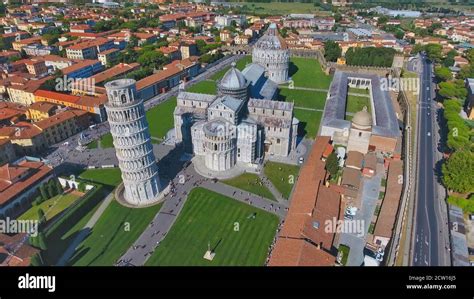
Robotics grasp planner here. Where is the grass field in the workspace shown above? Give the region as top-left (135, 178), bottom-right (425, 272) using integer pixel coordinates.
top-left (278, 88), bottom-right (327, 110)
top-left (43, 199), bottom-right (102, 265)
top-left (99, 133), bottom-right (114, 148)
top-left (68, 200), bottom-right (162, 266)
top-left (245, 2), bottom-right (325, 15)
top-left (19, 193), bottom-right (81, 222)
top-left (263, 162), bottom-right (300, 200)
top-left (222, 173), bottom-right (276, 201)
top-left (146, 97), bottom-right (177, 139)
top-left (87, 140), bottom-right (98, 149)
top-left (348, 87), bottom-right (370, 95)
top-left (345, 95), bottom-right (371, 114)
top-left (288, 57), bottom-right (332, 90)
top-left (79, 168), bottom-right (122, 188)
top-left (294, 109), bottom-right (322, 139)
top-left (186, 80), bottom-right (217, 94)
top-left (210, 56), bottom-right (252, 81)
top-left (145, 187), bottom-right (279, 266)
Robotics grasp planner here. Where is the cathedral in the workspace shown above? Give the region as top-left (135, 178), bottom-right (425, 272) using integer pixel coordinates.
top-left (173, 24), bottom-right (298, 177)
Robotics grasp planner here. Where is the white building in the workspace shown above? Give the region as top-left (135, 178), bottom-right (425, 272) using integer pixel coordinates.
top-left (173, 26), bottom-right (298, 177)
top-left (104, 79), bottom-right (163, 206)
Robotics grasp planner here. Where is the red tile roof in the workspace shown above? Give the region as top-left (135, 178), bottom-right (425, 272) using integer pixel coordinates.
top-left (34, 90), bottom-right (80, 104)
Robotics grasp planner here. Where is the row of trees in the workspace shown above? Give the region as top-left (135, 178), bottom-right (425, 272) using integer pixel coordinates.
top-left (435, 47), bottom-right (474, 195)
top-left (34, 178), bottom-right (64, 206)
top-left (345, 47), bottom-right (396, 68)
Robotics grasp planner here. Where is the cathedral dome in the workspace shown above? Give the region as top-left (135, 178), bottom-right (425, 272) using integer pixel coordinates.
top-left (220, 63), bottom-right (247, 89)
top-left (352, 106), bottom-right (372, 129)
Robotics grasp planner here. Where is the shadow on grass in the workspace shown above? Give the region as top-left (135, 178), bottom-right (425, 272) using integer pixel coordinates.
top-left (297, 121), bottom-right (308, 138)
top-left (288, 62), bottom-right (298, 78)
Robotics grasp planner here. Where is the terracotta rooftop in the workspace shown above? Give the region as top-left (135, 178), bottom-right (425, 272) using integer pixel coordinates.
top-left (346, 151), bottom-right (364, 169)
top-left (28, 101), bottom-right (57, 113)
top-left (373, 159), bottom-right (403, 238)
top-left (268, 238), bottom-right (335, 266)
top-left (269, 136), bottom-right (340, 266)
top-left (34, 109), bottom-right (87, 130)
top-left (61, 59), bottom-right (100, 75)
top-left (90, 63), bottom-right (139, 84)
top-left (34, 90), bottom-right (80, 104)
top-left (136, 65), bottom-right (182, 90)
top-left (0, 160), bottom-right (52, 207)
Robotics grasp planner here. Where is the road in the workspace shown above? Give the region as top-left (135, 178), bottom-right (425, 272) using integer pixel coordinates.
top-left (412, 54), bottom-right (450, 266)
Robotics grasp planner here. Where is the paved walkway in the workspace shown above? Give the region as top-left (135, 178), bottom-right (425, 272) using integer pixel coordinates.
top-left (294, 106), bottom-right (324, 112)
top-left (279, 85), bottom-right (328, 93)
top-left (259, 174), bottom-right (286, 204)
top-left (56, 191), bottom-right (115, 266)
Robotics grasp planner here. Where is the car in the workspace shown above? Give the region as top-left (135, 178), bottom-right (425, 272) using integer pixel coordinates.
top-left (298, 157), bottom-right (304, 164)
top-left (427, 132), bottom-right (431, 136)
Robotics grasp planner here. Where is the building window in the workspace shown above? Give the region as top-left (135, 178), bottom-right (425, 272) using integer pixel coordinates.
top-left (277, 138), bottom-right (280, 144)
top-left (359, 132), bottom-right (362, 137)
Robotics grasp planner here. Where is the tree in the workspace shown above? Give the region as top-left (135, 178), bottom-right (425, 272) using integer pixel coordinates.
top-left (46, 184), bottom-right (55, 199)
top-left (325, 152), bottom-right (339, 177)
top-left (30, 253), bottom-right (43, 266)
top-left (39, 184), bottom-right (49, 201)
top-left (78, 182), bottom-right (86, 193)
top-left (37, 208), bottom-right (45, 223)
top-left (424, 43), bottom-right (443, 62)
top-left (29, 235), bottom-right (38, 248)
top-left (377, 16), bottom-right (389, 26)
top-left (442, 150), bottom-right (474, 194)
top-left (137, 50), bottom-right (168, 69)
top-left (55, 179), bottom-right (63, 195)
top-left (439, 80), bottom-right (467, 100)
top-left (37, 232), bottom-right (47, 250)
top-left (345, 47), bottom-right (396, 67)
top-left (324, 41), bottom-right (342, 62)
top-left (434, 66), bottom-right (452, 81)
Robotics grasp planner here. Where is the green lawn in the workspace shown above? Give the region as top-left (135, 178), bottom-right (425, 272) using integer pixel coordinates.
top-left (245, 2), bottom-right (324, 14)
top-left (222, 173), bottom-right (276, 201)
top-left (79, 168), bottom-right (122, 188)
top-left (99, 133), bottom-right (114, 148)
top-left (278, 88), bottom-right (327, 110)
top-left (338, 244), bottom-right (350, 266)
top-left (69, 200), bottom-right (162, 266)
top-left (294, 108), bottom-right (322, 139)
top-left (43, 199), bottom-right (102, 265)
top-left (43, 183), bottom-right (107, 265)
top-left (348, 87), bottom-right (370, 95)
top-left (288, 57), bottom-right (332, 90)
top-left (186, 80), bottom-right (217, 94)
top-left (19, 193), bottom-right (81, 222)
top-left (346, 94), bottom-right (371, 114)
top-left (87, 139), bottom-right (98, 149)
top-left (145, 187), bottom-right (279, 266)
top-left (146, 97), bottom-right (177, 139)
top-left (263, 162), bottom-right (300, 200)
top-left (448, 195), bottom-right (474, 214)
top-left (210, 56), bottom-right (252, 81)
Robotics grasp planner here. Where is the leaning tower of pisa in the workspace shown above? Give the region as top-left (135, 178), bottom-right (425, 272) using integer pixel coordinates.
top-left (104, 79), bottom-right (162, 206)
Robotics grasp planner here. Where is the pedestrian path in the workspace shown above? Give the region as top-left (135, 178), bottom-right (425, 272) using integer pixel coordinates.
top-left (279, 85), bottom-right (329, 93)
top-left (259, 174), bottom-right (287, 204)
